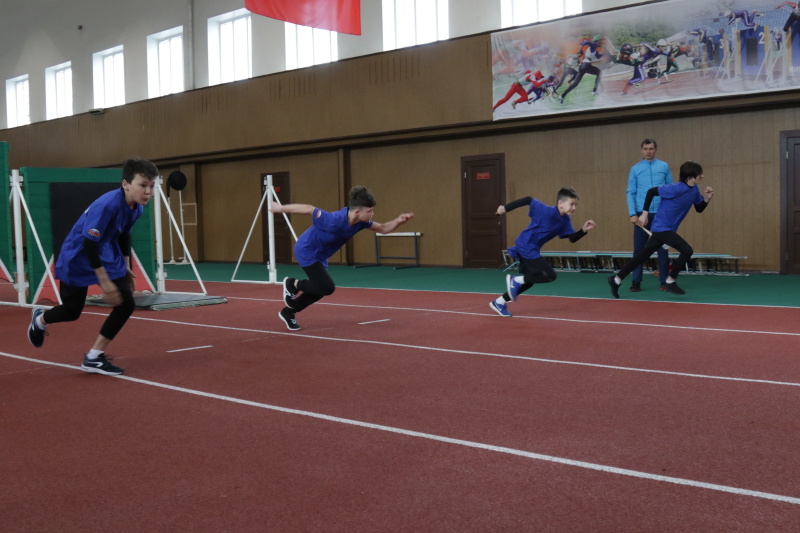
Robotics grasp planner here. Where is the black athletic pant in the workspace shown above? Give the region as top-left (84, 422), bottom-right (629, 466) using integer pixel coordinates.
top-left (502, 256), bottom-right (557, 301)
top-left (293, 262), bottom-right (335, 313)
top-left (560, 63), bottom-right (601, 99)
top-left (42, 276), bottom-right (135, 340)
top-left (617, 230), bottom-right (692, 281)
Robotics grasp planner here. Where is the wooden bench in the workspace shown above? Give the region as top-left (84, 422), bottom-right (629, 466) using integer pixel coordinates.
top-left (501, 250), bottom-right (748, 275)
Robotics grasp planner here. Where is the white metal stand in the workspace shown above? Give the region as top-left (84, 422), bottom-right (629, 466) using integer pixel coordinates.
top-left (231, 174), bottom-right (298, 285)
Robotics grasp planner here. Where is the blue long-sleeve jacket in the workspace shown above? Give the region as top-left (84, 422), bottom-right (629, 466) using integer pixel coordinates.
top-left (626, 158), bottom-right (672, 216)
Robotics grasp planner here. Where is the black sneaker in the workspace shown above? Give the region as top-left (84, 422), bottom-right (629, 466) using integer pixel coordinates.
top-left (607, 276), bottom-right (620, 298)
top-left (80, 354), bottom-right (124, 375)
top-left (282, 277), bottom-right (298, 308)
top-left (629, 282), bottom-right (642, 292)
top-left (278, 307), bottom-right (301, 331)
top-left (662, 282), bottom-right (685, 295)
top-left (27, 307), bottom-right (48, 347)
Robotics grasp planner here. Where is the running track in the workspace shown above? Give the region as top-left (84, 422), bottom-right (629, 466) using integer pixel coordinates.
top-left (1, 280), bottom-right (799, 531)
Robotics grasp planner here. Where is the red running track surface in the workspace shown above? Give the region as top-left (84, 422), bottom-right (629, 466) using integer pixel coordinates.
top-left (1, 280), bottom-right (799, 531)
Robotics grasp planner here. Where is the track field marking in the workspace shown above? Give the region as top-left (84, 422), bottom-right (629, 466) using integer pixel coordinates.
top-left (166, 345), bottom-right (213, 353)
top-left (358, 319), bottom-right (391, 325)
top-left (2, 349), bottom-right (799, 507)
top-left (84, 313), bottom-right (800, 388)
top-left (137, 299), bottom-right (800, 337)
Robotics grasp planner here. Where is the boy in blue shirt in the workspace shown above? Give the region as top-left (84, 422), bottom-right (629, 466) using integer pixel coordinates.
top-left (490, 187), bottom-right (596, 317)
top-left (609, 161), bottom-right (714, 298)
top-left (270, 186), bottom-right (414, 331)
top-left (27, 158), bottom-right (158, 375)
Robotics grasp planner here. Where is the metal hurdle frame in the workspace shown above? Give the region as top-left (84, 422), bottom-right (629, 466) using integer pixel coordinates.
top-left (1, 169), bottom-right (209, 307)
top-left (231, 174), bottom-right (298, 285)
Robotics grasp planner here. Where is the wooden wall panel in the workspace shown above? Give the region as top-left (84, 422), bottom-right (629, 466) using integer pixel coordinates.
top-left (199, 153), bottom-right (339, 263)
top-left (2, 32), bottom-right (799, 271)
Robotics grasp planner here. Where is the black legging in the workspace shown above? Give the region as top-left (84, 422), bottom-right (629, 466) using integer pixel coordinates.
top-left (293, 262), bottom-right (336, 313)
top-left (560, 63), bottom-right (601, 99)
top-left (502, 256), bottom-right (557, 300)
top-left (617, 230), bottom-right (693, 281)
top-left (42, 276), bottom-right (135, 340)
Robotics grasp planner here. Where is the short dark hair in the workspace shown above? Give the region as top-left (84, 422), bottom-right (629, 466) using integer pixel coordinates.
top-left (349, 185), bottom-right (376, 208)
top-left (122, 157), bottom-right (158, 182)
top-left (641, 138), bottom-right (657, 148)
top-left (557, 187), bottom-right (579, 202)
top-left (679, 161), bottom-right (703, 183)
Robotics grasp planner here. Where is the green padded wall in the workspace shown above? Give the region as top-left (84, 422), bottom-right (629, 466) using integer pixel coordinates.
top-left (21, 167), bottom-right (156, 304)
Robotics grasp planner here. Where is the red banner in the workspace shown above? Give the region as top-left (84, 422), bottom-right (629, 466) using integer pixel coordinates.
top-left (245, 0), bottom-right (361, 35)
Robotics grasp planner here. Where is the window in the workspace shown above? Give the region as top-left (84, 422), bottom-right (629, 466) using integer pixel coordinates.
top-left (93, 46), bottom-right (125, 108)
top-left (45, 62), bottom-right (73, 119)
top-left (208, 9), bottom-right (251, 85)
top-left (382, 0), bottom-right (449, 51)
top-left (285, 23), bottom-right (339, 70)
top-left (501, 0), bottom-right (582, 28)
top-left (5, 75), bottom-right (30, 128)
top-left (147, 27), bottom-right (184, 98)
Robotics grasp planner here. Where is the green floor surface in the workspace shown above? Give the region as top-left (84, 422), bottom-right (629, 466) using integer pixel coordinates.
top-left (165, 263), bottom-right (800, 308)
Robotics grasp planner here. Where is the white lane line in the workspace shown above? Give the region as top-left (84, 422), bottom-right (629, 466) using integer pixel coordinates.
top-left (358, 319), bottom-right (391, 325)
top-left (222, 299), bottom-right (800, 337)
top-left (1, 350), bottom-right (798, 506)
top-left (166, 345), bottom-right (214, 353)
top-left (82, 312), bottom-right (800, 388)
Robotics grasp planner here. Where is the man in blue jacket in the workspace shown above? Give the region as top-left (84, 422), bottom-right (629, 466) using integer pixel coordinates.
top-left (626, 139), bottom-right (672, 292)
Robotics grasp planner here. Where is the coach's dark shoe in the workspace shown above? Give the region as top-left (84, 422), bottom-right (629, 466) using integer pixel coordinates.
top-left (629, 281), bottom-right (641, 292)
top-left (80, 354), bottom-right (124, 376)
top-left (607, 276), bottom-right (620, 298)
top-left (282, 277), bottom-right (298, 308)
top-left (662, 282), bottom-right (685, 295)
top-left (27, 307), bottom-right (48, 348)
top-left (278, 307), bottom-right (301, 331)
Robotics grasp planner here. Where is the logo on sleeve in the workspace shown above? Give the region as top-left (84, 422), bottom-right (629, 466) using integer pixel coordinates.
top-left (88, 229), bottom-right (101, 238)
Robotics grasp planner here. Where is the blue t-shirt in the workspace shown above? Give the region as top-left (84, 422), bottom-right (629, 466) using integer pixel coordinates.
top-left (55, 188), bottom-right (142, 287)
top-left (507, 199), bottom-right (575, 260)
top-left (651, 182), bottom-right (704, 232)
top-left (293, 207), bottom-right (373, 268)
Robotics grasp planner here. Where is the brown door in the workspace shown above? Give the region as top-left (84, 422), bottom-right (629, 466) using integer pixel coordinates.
top-left (461, 155), bottom-right (506, 268)
top-left (261, 172), bottom-right (293, 264)
top-left (781, 132), bottom-right (800, 274)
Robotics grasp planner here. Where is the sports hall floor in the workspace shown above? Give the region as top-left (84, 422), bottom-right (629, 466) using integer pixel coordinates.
top-left (2, 264), bottom-right (799, 531)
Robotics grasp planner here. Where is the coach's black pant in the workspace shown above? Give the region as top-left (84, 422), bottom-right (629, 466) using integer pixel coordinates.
top-left (293, 262), bottom-right (335, 313)
top-left (42, 276), bottom-right (135, 340)
top-left (617, 230), bottom-right (692, 281)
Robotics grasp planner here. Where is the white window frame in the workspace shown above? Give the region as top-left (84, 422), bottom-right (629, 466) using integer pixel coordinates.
top-left (5, 75), bottom-right (30, 128)
top-left (147, 26), bottom-right (185, 98)
top-left (285, 23), bottom-right (339, 70)
top-left (45, 62), bottom-right (73, 120)
top-left (208, 9), bottom-right (252, 85)
top-left (382, 0), bottom-right (449, 51)
top-left (500, 0), bottom-right (582, 28)
top-left (92, 46), bottom-right (125, 109)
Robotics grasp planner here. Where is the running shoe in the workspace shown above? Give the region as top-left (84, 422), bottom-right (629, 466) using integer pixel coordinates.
top-left (489, 300), bottom-right (512, 317)
top-left (28, 307), bottom-right (48, 348)
top-left (80, 354), bottom-right (124, 376)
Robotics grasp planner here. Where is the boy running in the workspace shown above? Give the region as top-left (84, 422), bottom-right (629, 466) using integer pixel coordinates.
top-left (608, 161), bottom-right (714, 298)
top-left (270, 186), bottom-right (414, 331)
top-left (490, 187), bottom-right (596, 317)
top-left (27, 158), bottom-right (158, 375)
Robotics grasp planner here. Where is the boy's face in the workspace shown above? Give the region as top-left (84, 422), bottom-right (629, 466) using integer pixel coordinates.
top-left (687, 173), bottom-right (704, 186)
top-left (124, 174), bottom-right (155, 206)
top-left (353, 206), bottom-right (374, 223)
top-left (557, 197), bottom-right (578, 216)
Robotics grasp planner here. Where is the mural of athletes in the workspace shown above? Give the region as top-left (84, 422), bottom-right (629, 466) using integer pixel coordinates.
top-left (491, 0), bottom-right (800, 119)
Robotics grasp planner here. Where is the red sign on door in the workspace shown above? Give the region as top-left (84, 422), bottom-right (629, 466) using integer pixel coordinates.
top-left (476, 172), bottom-right (491, 180)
